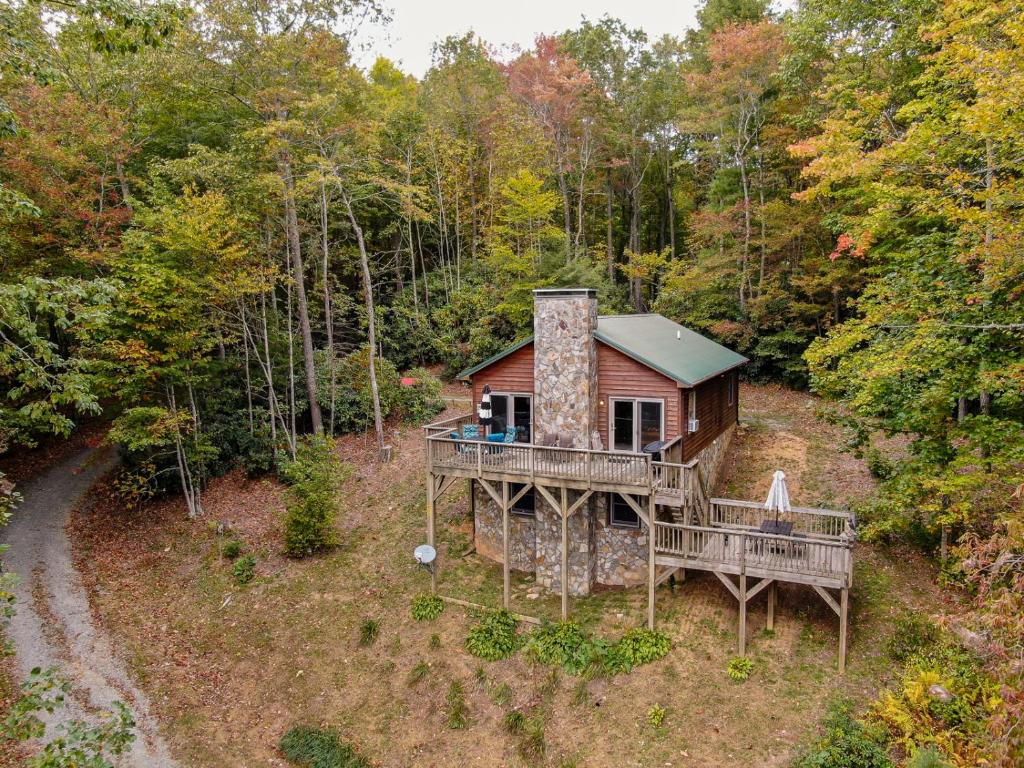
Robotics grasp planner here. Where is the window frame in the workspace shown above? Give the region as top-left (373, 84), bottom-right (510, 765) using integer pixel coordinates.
top-left (607, 397), bottom-right (665, 453)
top-left (687, 390), bottom-right (698, 432)
top-left (727, 373), bottom-right (735, 406)
top-left (608, 492), bottom-right (641, 529)
top-left (488, 391), bottom-right (533, 443)
top-left (510, 482), bottom-right (535, 517)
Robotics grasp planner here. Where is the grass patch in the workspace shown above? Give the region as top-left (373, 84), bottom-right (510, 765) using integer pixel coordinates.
top-left (446, 680), bottom-right (468, 729)
top-left (279, 725), bottom-right (369, 768)
top-left (357, 619), bottom-right (379, 646)
top-left (406, 660), bottom-right (429, 686)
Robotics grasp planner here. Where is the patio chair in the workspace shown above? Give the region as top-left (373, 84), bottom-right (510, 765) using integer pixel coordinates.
top-left (503, 427), bottom-right (517, 443)
top-left (455, 424), bottom-right (480, 455)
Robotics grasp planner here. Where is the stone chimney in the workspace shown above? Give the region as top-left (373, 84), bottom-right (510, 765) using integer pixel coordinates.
top-left (533, 288), bottom-right (599, 448)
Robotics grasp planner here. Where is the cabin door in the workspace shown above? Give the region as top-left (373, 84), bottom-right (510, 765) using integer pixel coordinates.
top-left (490, 393), bottom-right (532, 442)
top-left (610, 398), bottom-right (664, 452)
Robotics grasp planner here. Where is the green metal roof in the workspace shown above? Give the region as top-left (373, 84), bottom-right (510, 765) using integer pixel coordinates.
top-left (457, 313), bottom-right (747, 386)
top-left (594, 314), bottom-right (748, 387)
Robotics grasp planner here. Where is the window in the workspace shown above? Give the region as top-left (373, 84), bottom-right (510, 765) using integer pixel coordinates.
top-left (609, 398), bottom-right (664, 452)
top-left (511, 483), bottom-right (535, 517)
top-left (487, 393), bottom-right (532, 442)
top-left (609, 493), bottom-right (641, 529)
top-left (727, 373), bottom-right (735, 406)
top-left (688, 390), bottom-right (697, 431)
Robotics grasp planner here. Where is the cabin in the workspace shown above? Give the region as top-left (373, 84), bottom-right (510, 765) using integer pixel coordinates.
top-left (424, 288), bottom-right (856, 669)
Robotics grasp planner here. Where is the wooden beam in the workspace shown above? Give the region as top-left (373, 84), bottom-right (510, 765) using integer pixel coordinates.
top-left (654, 566), bottom-right (678, 587)
top-left (812, 585), bottom-right (841, 617)
top-left (713, 570), bottom-right (740, 601)
top-left (426, 472), bottom-right (436, 595)
top-left (533, 483), bottom-right (561, 515)
top-left (567, 489), bottom-right (593, 517)
top-left (561, 487), bottom-right (569, 621)
top-left (839, 587), bottom-right (848, 673)
top-left (648, 494), bottom-right (656, 629)
top-left (438, 595), bottom-right (541, 626)
top-left (618, 492), bottom-right (650, 526)
top-left (502, 481), bottom-right (510, 611)
top-left (767, 581), bottom-right (776, 631)
top-left (477, 477), bottom-right (504, 508)
top-left (744, 577), bottom-right (773, 603)
top-left (738, 572), bottom-right (747, 656)
top-left (433, 474), bottom-right (460, 501)
top-left (509, 482), bottom-right (533, 509)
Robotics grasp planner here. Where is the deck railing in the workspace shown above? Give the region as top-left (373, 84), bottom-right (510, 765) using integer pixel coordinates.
top-left (422, 412), bottom-right (478, 438)
top-left (654, 521), bottom-right (852, 585)
top-left (709, 497), bottom-right (854, 539)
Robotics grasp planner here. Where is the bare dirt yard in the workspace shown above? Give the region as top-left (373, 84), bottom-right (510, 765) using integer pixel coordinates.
top-left (69, 384), bottom-right (952, 767)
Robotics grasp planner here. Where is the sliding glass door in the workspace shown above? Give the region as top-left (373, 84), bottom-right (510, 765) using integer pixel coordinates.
top-left (489, 393), bottom-right (532, 442)
top-left (610, 398), bottom-right (664, 452)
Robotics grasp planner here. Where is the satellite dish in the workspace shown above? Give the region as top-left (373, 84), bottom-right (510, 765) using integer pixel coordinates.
top-left (414, 544), bottom-right (436, 565)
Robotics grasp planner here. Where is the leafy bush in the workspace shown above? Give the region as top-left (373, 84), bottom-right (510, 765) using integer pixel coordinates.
top-left (393, 367), bottom-right (445, 424)
top-left (523, 621), bottom-right (601, 676)
top-left (907, 748), bottom-right (952, 768)
top-left (446, 681), bottom-right (468, 729)
top-left (221, 539), bottom-right (242, 560)
top-left (794, 702), bottom-right (894, 768)
top-left (358, 619), bottom-right (379, 647)
top-left (465, 610), bottom-right (519, 661)
top-left (233, 555), bottom-right (256, 584)
top-left (887, 615), bottom-right (940, 662)
top-left (647, 704), bottom-right (667, 728)
top-left (280, 436), bottom-right (341, 557)
top-left (410, 594), bottom-right (444, 621)
top-left (726, 656), bottom-right (754, 681)
top-left (279, 725), bottom-right (369, 768)
top-left (612, 628), bottom-right (672, 671)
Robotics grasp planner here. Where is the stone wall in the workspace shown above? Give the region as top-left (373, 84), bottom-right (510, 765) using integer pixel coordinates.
top-left (534, 490), bottom-right (595, 597)
top-left (472, 483), bottom-right (536, 572)
top-left (693, 422), bottom-right (735, 490)
top-left (593, 494), bottom-right (648, 587)
top-left (533, 289), bottom-right (599, 448)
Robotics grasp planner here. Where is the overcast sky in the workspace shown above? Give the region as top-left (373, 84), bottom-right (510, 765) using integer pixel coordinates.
top-left (351, 1), bottom-right (708, 77)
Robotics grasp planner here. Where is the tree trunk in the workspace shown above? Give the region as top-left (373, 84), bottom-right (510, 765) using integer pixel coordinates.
top-left (557, 164), bottom-right (573, 261)
top-left (606, 170), bottom-right (615, 282)
top-left (319, 182), bottom-right (336, 436)
top-left (342, 193), bottom-right (387, 459)
top-left (737, 153), bottom-right (751, 311)
top-left (280, 153), bottom-right (323, 434)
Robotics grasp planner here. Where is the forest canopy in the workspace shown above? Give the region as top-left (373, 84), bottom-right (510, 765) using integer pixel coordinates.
top-left (0, 0), bottom-right (1022, 762)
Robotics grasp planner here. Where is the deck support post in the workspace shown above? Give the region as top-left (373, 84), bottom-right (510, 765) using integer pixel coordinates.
top-left (648, 495), bottom-right (656, 629)
top-left (426, 472), bottom-right (437, 595)
top-left (502, 481), bottom-right (510, 611)
top-left (738, 572), bottom-right (747, 655)
top-left (767, 581), bottom-right (776, 631)
top-left (560, 487), bottom-right (569, 622)
top-left (839, 587), bottom-right (849, 673)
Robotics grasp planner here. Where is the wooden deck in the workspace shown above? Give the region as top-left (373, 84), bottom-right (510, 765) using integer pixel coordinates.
top-left (423, 414), bottom-right (856, 669)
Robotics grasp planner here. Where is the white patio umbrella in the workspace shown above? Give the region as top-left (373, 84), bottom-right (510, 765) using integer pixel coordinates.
top-left (764, 469), bottom-right (791, 525)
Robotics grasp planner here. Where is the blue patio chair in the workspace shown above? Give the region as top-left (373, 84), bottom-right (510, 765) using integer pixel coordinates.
top-left (461, 424), bottom-right (480, 440)
top-left (504, 427), bottom-right (517, 444)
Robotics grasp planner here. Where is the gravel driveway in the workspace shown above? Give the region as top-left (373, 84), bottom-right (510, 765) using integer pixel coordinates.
top-left (1, 446), bottom-right (179, 767)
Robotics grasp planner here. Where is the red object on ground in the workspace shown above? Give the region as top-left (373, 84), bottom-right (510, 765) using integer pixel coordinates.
top-left (400, 377), bottom-right (418, 387)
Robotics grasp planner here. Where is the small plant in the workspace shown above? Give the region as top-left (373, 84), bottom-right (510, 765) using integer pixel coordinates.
top-left (473, 666), bottom-right (486, 685)
top-left (410, 594), bottom-right (444, 621)
top-left (504, 709), bottom-right (526, 734)
top-left (221, 539), bottom-right (242, 560)
top-left (465, 610), bottom-right (519, 661)
top-left (358, 618), bottom-right (380, 646)
top-left (280, 436), bottom-right (342, 558)
top-left (233, 555), bottom-right (256, 585)
top-left (279, 724), bottom-right (369, 768)
top-left (446, 681), bottom-right (468, 729)
top-left (887, 615), bottom-right (940, 661)
top-left (407, 661), bottom-right (429, 687)
top-left (647, 704), bottom-right (667, 728)
top-left (429, 633), bottom-right (441, 649)
top-left (518, 714), bottom-right (546, 762)
top-left (613, 627), bottom-right (672, 669)
top-left (491, 682), bottom-right (513, 706)
top-left (570, 679), bottom-right (589, 707)
top-left (523, 621), bottom-right (598, 675)
top-left (726, 656), bottom-right (754, 681)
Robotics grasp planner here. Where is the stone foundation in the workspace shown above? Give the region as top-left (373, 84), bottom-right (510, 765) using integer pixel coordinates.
top-left (472, 483), bottom-right (536, 572)
top-left (593, 494), bottom-right (648, 587)
top-left (692, 422), bottom-right (735, 490)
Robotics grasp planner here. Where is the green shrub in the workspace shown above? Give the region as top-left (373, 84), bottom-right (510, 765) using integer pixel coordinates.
top-left (221, 539), bottom-right (242, 560)
top-left (233, 555), bottom-right (256, 584)
top-left (446, 681), bottom-right (468, 729)
top-left (279, 725), bottom-right (369, 768)
top-left (407, 661), bottom-right (429, 686)
top-left (523, 622), bottom-right (601, 676)
top-left (393, 367), bottom-right (445, 424)
top-left (907, 748), bottom-right (952, 768)
top-left (726, 656), bottom-right (754, 681)
top-left (465, 610), bottom-right (519, 661)
top-left (504, 709), bottom-right (526, 734)
top-left (887, 615), bottom-right (940, 661)
top-left (794, 702), bottom-right (893, 768)
top-left (612, 628), bottom-right (672, 670)
top-left (647, 704), bottom-right (667, 728)
top-left (280, 436), bottom-right (341, 557)
top-left (411, 594), bottom-right (444, 621)
top-left (358, 619), bottom-right (379, 647)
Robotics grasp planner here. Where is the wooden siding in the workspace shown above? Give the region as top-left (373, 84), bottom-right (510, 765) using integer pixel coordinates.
top-left (465, 337), bottom-right (739, 456)
top-left (471, 342), bottom-right (534, 405)
top-left (597, 342), bottom-right (680, 447)
top-left (680, 370), bottom-right (739, 461)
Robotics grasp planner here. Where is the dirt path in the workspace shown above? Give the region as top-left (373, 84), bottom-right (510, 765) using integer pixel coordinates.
top-left (1, 446), bottom-right (178, 768)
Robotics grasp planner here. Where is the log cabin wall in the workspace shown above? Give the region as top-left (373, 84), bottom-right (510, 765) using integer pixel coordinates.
top-left (681, 370), bottom-right (739, 461)
top-left (596, 343), bottom-right (681, 448)
top-left (471, 343), bottom-right (535, 406)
